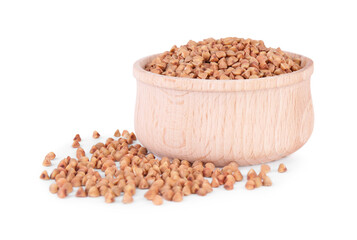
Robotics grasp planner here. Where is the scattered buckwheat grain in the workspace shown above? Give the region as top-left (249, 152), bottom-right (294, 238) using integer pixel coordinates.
top-left (93, 131), bottom-right (100, 139)
top-left (40, 170), bottom-right (50, 180)
top-left (245, 180), bottom-right (255, 190)
top-left (73, 134), bottom-right (81, 142)
top-left (76, 187), bottom-right (87, 197)
top-left (49, 183), bottom-right (58, 193)
top-left (262, 175), bottom-right (272, 186)
top-left (152, 195), bottom-right (163, 205)
top-left (278, 163), bottom-right (287, 173)
top-left (114, 129), bottom-right (121, 137)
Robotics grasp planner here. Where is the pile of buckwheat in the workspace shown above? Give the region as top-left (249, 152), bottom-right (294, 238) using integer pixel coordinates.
top-left (145, 37), bottom-right (302, 80)
top-left (40, 130), bottom-right (287, 205)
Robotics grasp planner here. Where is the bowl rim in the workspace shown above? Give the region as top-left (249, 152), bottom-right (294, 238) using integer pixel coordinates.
top-left (133, 51), bottom-right (314, 92)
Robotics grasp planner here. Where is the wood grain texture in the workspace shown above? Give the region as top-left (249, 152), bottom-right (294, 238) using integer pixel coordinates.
top-left (133, 52), bottom-right (314, 166)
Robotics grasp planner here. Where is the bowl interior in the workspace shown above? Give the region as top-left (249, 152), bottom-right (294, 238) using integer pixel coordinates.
top-left (133, 51), bottom-right (314, 93)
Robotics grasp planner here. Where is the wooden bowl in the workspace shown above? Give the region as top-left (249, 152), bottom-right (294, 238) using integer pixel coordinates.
top-left (133, 52), bottom-right (314, 166)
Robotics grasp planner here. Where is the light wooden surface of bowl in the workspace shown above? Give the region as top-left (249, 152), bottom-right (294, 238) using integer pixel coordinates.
top-left (133, 52), bottom-right (314, 166)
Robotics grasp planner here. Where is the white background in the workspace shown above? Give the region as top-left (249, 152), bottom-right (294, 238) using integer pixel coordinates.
top-left (1, 0), bottom-right (356, 239)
